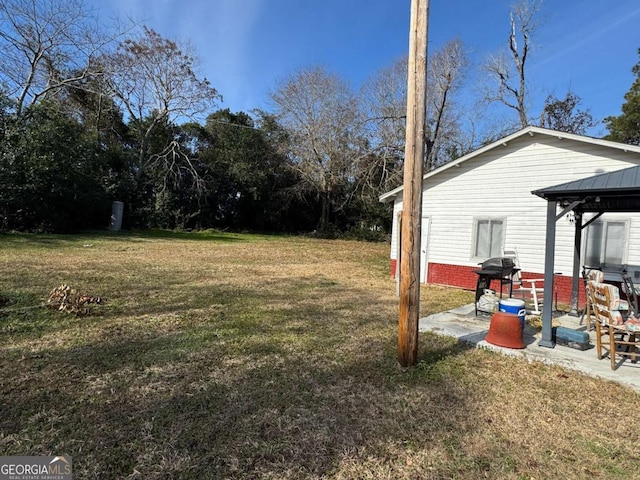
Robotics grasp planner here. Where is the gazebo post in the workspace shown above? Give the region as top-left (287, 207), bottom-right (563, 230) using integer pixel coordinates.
top-left (570, 211), bottom-right (583, 316)
top-left (539, 200), bottom-right (557, 348)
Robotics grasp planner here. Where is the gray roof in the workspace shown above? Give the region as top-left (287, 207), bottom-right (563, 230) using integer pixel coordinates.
top-left (532, 165), bottom-right (640, 212)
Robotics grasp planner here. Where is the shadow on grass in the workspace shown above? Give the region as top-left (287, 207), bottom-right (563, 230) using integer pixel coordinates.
top-left (114, 229), bottom-right (251, 243)
top-left (2, 348), bottom-right (478, 478)
top-left (0, 229), bottom-right (251, 250)
top-left (0, 277), bottom-right (482, 479)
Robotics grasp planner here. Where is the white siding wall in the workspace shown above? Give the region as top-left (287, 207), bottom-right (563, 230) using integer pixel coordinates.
top-left (390, 135), bottom-right (640, 276)
top-left (390, 200), bottom-right (403, 261)
top-left (626, 217), bottom-right (640, 279)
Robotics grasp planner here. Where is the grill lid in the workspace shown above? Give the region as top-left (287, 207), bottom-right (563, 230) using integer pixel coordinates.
top-left (480, 257), bottom-right (515, 270)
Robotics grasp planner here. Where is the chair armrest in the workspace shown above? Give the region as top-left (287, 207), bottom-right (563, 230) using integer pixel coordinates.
top-left (515, 278), bottom-right (545, 294)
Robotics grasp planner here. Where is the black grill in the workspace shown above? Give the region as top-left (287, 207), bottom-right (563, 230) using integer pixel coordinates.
top-left (475, 257), bottom-right (516, 277)
top-left (473, 257), bottom-right (519, 315)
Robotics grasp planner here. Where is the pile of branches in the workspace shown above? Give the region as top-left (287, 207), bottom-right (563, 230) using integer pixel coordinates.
top-left (46, 285), bottom-right (106, 316)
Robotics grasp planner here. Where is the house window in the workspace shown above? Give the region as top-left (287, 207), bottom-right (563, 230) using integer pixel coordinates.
top-left (584, 220), bottom-right (628, 267)
top-left (473, 218), bottom-right (505, 259)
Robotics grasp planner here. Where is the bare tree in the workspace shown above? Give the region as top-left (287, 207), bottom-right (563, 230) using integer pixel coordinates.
top-left (483, 0), bottom-right (542, 128)
top-left (270, 66), bottom-right (364, 233)
top-left (100, 27), bottom-right (220, 195)
top-left (361, 37), bottom-right (469, 187)
top-left (425, 37), bottom-right (468, 170)
top-left (360, 56), bottom-right (407, 191)
top-left (0, 0), bottom-right (127, 115)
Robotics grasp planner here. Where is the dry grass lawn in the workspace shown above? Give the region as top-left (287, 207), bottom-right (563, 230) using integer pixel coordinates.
top-left (0, 230), bottom-right (639, 479)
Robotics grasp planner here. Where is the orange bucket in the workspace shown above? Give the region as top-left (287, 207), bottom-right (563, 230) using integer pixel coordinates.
top-left (485, 311), bottom-right (525, 349)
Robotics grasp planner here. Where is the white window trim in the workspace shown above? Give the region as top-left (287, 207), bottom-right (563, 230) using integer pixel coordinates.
top-left (582, 217), bottom-right (630, 268)
top-left (471, 217), bottom-right (507, 262)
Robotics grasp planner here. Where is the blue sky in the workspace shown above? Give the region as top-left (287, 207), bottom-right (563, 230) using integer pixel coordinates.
top-left (91, 0), bottom-right (640, 137)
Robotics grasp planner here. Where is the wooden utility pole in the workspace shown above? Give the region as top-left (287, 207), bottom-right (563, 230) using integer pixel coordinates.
top-left (398, 0), bottom-right (429, 368)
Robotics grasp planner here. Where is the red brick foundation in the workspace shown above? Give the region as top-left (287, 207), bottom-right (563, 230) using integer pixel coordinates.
top-left (390, 259), bottom-right (397, 277)
top-left (389, 260), bottom-right (585, 308)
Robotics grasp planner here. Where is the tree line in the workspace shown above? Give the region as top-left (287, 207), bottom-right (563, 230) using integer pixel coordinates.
top-left (0, 0), bottom-right (638, 236)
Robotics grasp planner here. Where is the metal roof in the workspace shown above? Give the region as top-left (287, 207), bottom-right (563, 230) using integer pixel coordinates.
top-left (532, 165), bottom-right (640, 212)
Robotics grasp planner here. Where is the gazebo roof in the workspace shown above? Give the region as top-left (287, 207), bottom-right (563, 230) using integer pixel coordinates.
top-left (532, 164), bottom-right (640, 213)
top-left (533, 163), bottom-right (640, 348)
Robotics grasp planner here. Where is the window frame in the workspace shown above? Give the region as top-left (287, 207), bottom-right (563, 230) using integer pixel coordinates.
top-left (471, 217), bottom-right (506, 261)
top-left (583, 218), bottom-right (629, 268)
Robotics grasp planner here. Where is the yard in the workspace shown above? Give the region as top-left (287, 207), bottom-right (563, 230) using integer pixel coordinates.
top-left (0, 231), bottom-right (639, 479)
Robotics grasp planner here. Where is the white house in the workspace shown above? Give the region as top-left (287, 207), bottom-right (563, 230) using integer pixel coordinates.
top-left (379, 126), bottom-right (640, 306)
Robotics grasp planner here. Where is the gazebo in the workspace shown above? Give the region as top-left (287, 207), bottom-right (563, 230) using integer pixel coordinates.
top-left (532, 165), bottom-right (640, 347)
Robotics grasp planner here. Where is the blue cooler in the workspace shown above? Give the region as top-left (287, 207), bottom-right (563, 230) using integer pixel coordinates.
top-left (499, 298), bottom-right (526, 330)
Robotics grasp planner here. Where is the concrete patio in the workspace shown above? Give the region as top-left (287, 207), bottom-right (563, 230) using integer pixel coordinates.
top-left (419, 304), bottom-right (640, 392)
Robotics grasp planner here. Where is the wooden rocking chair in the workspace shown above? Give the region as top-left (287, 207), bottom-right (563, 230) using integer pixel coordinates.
top-left (592, 282), bottom-right (640, 370)
top-left (582, 268), bottom-right (604, 331)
